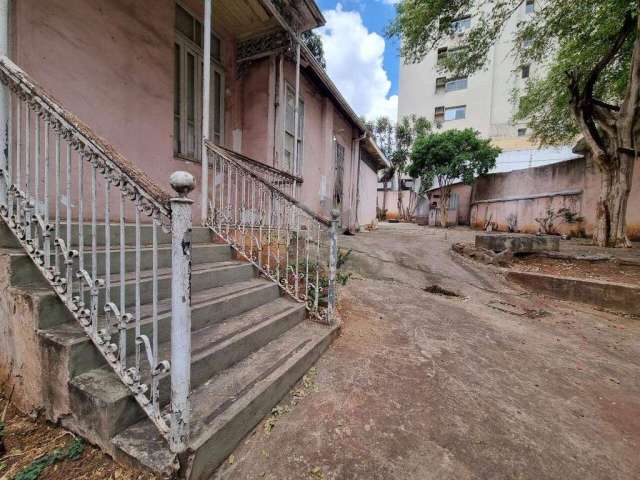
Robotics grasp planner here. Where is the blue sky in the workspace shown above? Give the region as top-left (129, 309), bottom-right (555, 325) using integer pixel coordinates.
top-left (316, 0), bottom-right (399, 96)
top-left (314, 1), bottom-right (400, 121)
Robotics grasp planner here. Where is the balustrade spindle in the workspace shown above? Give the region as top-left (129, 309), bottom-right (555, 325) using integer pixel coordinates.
top-left (1, 57), bottom-right (193, 447)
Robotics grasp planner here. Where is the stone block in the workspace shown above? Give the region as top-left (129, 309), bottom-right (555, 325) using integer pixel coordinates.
top-left (475, 233), bottom-right (560, 253)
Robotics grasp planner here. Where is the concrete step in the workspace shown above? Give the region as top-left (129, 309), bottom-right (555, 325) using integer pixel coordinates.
top-left (81, 260), bottom-right (255, 309)
top-left (112, 320), bottom-right (339, 479)
top-left (64, 296), bottom-right (307, 457)
top-left (54, 223), bottom-right (214, 247)
top-left (39, 279), bottom-right (280, 378)
top-left (49, 243), bottom-right (232, 276)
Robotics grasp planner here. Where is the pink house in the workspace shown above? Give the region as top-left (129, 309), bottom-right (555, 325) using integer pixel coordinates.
top-left (0, 1), bottom-right (387, 477)
top-left (4, 0), bottom-right (387, 227)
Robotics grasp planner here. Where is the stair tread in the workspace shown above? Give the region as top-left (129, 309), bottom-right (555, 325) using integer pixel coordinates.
top-left (112, 320), bottom-right (333, 459)
top-left (130, 297), bottom-right (304, 381)
top-left (188, 320), bottom-right (330, 445)
top-left (39, 278), bottom-right (274, 346)
top-left (107, 259), bottom-right (248, 285)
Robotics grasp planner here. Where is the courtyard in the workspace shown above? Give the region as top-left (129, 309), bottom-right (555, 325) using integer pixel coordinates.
top-left (213, 223), bottom-right (640, 480)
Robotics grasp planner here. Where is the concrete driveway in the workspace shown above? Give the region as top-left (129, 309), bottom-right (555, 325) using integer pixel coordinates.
top-left (213, 223), bottom-right (640, 480)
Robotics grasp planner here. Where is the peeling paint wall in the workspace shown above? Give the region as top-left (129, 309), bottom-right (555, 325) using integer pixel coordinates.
top-left (468, 156), bottom-right (640, 239)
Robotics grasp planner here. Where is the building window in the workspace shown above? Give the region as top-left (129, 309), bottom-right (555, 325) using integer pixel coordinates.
top-left (284, 84), bottom-right (304, 175)
top-left (434, 106), bottom-right (445, 124)
top-left (174, 3), bottom-right (224, 160)
top-left (435, 77), bottom-right (447, 94)
top-left (521, 64), bottom-right (530, 79)
top-left (525, 0), bottom-right (535, 14)
top-left (517, 128), bottom-right (528, 137)
top-left (437, 47), bottom-right (448, 63)
top-left (445, 77), bottom-right (468, 92)
top-left (450, 16), bottom-right (471, 34)
top-left (444, 105), bottom-right (466, 121)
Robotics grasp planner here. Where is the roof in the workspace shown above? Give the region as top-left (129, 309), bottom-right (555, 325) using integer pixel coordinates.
top-left (260, 0), bottom-right (388, 169)
top-left (361, 136), bottom-right (390, 170)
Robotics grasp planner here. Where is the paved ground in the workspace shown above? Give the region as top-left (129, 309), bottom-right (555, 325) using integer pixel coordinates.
top-left (213, 223), bottom-right (640, 480)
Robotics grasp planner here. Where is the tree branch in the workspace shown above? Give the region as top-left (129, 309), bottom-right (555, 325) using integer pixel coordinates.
top-left (592, 99), bottom-right (620, 111)
top-left (583, 13), bottom-right (635, 100)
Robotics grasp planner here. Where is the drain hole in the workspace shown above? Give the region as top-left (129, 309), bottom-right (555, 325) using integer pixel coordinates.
top-left (424, 285), bottom-right (462, 297)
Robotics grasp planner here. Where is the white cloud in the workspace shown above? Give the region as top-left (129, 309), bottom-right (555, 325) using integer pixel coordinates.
top-left (317, 4), bottom-right (398, 122)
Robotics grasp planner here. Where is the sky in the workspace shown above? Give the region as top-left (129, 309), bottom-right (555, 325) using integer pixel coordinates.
top-left (314, 0), bottom-right (400, 122)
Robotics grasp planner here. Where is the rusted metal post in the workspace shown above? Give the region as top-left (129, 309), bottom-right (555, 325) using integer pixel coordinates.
top-left (201, 0), bottom-right (212, 225)
top-left (327, 208), bottom-right (339, 325)
top-left (292, 36), bottom-right (301, 198)
top-left (169, 171), bottom-right (194, 453)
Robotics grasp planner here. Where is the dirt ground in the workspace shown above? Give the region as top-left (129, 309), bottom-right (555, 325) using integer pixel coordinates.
top-left (512, 256), bottom-right (640, 285)
top-left (213, 223), bottom-right (640, 480)
top-left (0, 387), bottom-right (154, 479)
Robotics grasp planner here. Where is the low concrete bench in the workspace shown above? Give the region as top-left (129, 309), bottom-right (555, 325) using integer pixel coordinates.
top-left (475, 233), bottom-right (560, 253)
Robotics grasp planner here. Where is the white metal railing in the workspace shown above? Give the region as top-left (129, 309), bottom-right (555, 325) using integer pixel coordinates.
top-left (213, 144), bottom-right (302, 198)
top-left (0, 56), bottom-right (192, 453)
top-left (205, 141), bottom-right (338, 324)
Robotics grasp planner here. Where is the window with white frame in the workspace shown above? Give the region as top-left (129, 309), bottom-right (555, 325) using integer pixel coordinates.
top-left (450, 16), bottom-right (471, 33)
top-left (448, 192), bottom-right (459, 210)
top-left (525, 0), bottom-right (535, 14)
top-left (174, 3), bottom-right (224, 161)
top-left (284, 84), bottom-right (304, 175)
top-left (444, 105), bottom-right (466, 121)
top-left (445, 77), bottom-right (468, 92)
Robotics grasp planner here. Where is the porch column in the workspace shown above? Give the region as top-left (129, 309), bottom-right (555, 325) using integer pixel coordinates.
top-left (292, 36), bottom-right (301, 198)
top-left (0, 0), bottom-right (9, 205)
top-left (200, 0), bottom-right (212, 224)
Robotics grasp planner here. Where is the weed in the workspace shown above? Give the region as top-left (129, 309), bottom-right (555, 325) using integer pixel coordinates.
top-left (12, 438), bottom-right (85, 480)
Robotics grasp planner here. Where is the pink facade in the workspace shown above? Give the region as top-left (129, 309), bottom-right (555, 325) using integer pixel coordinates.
top-left (7, 0), bottom-right (386, 226)
top-left (469, 155), bottom-right (640, 239)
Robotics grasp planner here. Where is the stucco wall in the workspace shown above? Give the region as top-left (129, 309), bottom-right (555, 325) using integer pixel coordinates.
top-left (10, 0), bottom-right (376, 228)
top-left (469, 156), bottom-right (640, 239)
top-left (357, 161), bottom-right (378, 227)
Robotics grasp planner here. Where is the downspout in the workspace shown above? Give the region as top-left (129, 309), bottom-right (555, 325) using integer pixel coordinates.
top-left (292, 35), bottom-right (301, 199)
top-left (351, 131), bottom-right (367, 232)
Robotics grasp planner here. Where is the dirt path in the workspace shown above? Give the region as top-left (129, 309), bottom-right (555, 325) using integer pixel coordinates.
top-left (213, 223), bottom-right (640, 480)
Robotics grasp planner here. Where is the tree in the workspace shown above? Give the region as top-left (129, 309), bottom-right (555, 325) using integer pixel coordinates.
top-left (302, 31), bottom-right (326, 68)
top-left (365, 115), bottom-right (431, 219)
top-left (388, 0), bottom-right (639, 247)
top-left (408, 129), bottom-right (500, 228)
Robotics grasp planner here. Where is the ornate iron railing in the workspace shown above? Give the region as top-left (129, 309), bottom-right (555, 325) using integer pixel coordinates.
top-left (212, 144), bottom-right (301, 198)
top-left (0, 56), bottom-right (193, 453)
top-left (205, 141), bottom-right (338, 324)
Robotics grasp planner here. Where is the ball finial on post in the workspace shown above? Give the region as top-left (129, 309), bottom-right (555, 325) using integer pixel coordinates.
top-left (169, 171), bottom-right (195, 198)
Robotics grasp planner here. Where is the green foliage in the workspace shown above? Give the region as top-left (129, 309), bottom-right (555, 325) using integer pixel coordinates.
top-left (365, 115), bottom-right (432, 181)
top-left (408, 129), bottom-right (500, 193)
top-left (387, 0), bottom-right (637, 145)
top-left (12, 438), bottom-right (85, 480)
top-left (302, 31), bottom-right (327, 69)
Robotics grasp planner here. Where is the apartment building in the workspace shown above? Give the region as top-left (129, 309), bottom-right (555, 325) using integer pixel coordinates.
top-left (397, 0), bottom-right (576, 173)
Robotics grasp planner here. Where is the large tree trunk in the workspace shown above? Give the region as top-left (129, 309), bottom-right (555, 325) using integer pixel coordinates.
top-left (439, 187), bottom-right (450, 228)
top-left (592, 150), bottom-right (635, 247)
top-left (568, 12), bottom-right (638, 248)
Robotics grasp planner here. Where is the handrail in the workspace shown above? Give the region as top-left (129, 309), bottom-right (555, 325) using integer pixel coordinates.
top-left (206, 141), bottom-right (329, 227)
top-left (0, 57), bottom-right (193, 455)
top-left (0, 56), bottom-right (172, 213)
top-left (205, 141), bottom-right (338, 325)
top-left (214, 143), bottom-right (303, 184)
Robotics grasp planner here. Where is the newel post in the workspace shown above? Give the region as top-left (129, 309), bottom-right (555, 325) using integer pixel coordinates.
top-left (168, 171), bottom-right (194, 453)
top-left (327, 209), bottom-right (340, 325)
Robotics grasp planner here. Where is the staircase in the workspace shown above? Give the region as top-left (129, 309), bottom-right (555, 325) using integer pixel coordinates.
top-left (31, 223), bottom-right (337, 478)
top-left (0, 57), bottom-right (339, 479)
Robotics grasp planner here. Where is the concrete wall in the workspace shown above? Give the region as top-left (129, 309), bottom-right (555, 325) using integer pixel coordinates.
top-left (376, 189), bottom-right (414, 220)
top-left (424, 183), bottom-right (473, 226)
top-left (358, 160), bottom-right (378, 227)
top-left (469, 156), bottom-right (640, 239)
